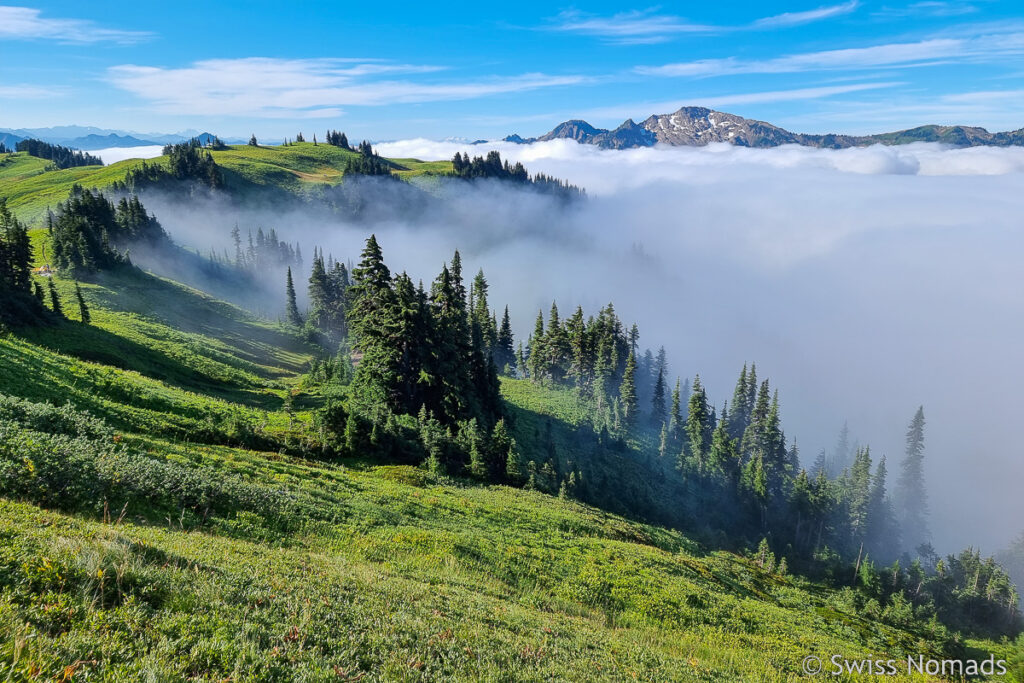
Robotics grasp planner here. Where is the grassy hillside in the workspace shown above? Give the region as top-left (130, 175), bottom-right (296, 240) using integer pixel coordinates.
top-left (1, 232), bottom-right (1021, 679)
top-left (0, 143), bottom-right (454, 225)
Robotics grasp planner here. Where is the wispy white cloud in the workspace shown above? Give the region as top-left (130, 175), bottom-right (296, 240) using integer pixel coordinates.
top-left (0, 84), bottom-right (62, 99)
top-left (873, 1), bottom-right (980, 19)
top-left (636, 30), bottom-right (1024, 77)
top-left (753, 1), bottom-right (860, 28)
top-left (0, 5), bottom-right (151, 44)
top-left (546, 10), bottom-right (715, 45)
top-left (107, 58), bottom-right (588, 117)
top-left (546, 3), bottom-right (859, 44)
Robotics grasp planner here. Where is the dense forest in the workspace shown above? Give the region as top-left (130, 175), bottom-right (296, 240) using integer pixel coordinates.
top-left (14, 139), bottom-right (103, 169)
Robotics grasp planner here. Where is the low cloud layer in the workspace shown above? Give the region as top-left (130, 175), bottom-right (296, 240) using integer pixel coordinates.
top-left (381, 139), bottom-right (1024, 554)
top-left (138, 139), bottom-right (1024, 554)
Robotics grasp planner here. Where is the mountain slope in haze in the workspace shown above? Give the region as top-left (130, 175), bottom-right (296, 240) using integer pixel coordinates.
top-left (0, 143), bottom-right (446, 224)
top-left (0, 126), bottom-right (233, 150)
top-left (506, 106), bottom-right (1024, 149)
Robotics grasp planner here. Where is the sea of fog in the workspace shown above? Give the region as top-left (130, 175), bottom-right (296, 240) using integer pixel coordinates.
top-left (100, 140), bottom-right (1024, 553)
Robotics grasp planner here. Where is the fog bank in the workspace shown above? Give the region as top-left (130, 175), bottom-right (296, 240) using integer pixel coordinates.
top-left (143, 139), bottom-right (1024, 554)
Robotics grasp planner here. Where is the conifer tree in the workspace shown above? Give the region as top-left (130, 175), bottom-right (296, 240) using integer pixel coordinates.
top-left (74, 282), bottom-right (89, 324)
top-left (727, 364), bottom-right (750, 440)
top-left (0, 199), bottom-right (32, 295)
top-left (832, 422), bottom-right (851, 476)
top-left (684, 375), bottom-right (713, 473)
top-left (867, 456), bottom-right (899, 555)
top-left (347, 235), bottom-right (400, 412)
top-left (248, 134), bottom-right (258, 146)
top-left (506, 443), bottom-right (523, 483)
top-left (651, 366), bottom-right (666, 424)
top-left (47, 279), bottom-right (63, 317)
top-left (848, 446), bottom-right (873, 543)
top-left (709, 417), bottom-right (739, 478)
top-left (527, 310), bottom-right (545, 381)
top-left (494, 305), bottom-right (515, 374)
top-left (544, 302), bottom-right (570, 382)
top-left (811, 449), bottom-right (827, 478)
top-left (619, 352), bottom-right (638, 429)
top-left (669, 378), bottom-right (683, 442)
top-left (897, 406), bottom-right (930, 552)
top-left (307, 250), bottom-right (330, 331)
top-left (285, 266), bottom-right (302, 327)
top-left (470, 269), bottom-right (497, 353)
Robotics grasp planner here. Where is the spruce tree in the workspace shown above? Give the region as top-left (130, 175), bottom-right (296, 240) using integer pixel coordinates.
top-left (727, 364), bottom-right (750, 440)
top-left (47, 279), bottom-right (63, 317)
top-left (897, 406), bottom-right (929, 553)
top-left (848, 446), bottom-right (873, 543)
top-left (669, 378), bottom-right (683, 442)
top-left (544, 302), bottom-right (570, 383)
top-left (307, 250), bottom-right (330, 331)
top-left (527, 310), bottom-right (545, 381)
top-left (347, 235), bottom-right (400, 414)
top-left (494, 305), bottom-right (515, 374)
top-left (709, 418), bottom-right (739, 478)
top-left (651, 366), bottom-right (666, 425)
top-left (74, 282), bottom-right (89, 324)
top-left (285, 266), bottom-right (303, 327)
top-left (684, 375), bottom-right (713, 474)
top-left (867, 456), bottom-right (898, 557)
top-left (619, 352), bottom-right (638, 429)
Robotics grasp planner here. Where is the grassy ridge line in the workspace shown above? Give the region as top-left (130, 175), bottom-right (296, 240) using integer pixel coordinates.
top-left (0, 144), bottom-right (455, 224)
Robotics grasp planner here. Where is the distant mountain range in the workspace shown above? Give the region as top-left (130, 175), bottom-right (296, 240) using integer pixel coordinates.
top-left (0, 126), bottom-right (242, 150)
top-left (505, 107), bottom-right (1024, 149)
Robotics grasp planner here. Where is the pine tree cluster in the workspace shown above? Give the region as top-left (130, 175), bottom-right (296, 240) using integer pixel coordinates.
top-left (15, 139), bottom-right (102, 169)
top-left (0, 199), bottom-right (42, 325)
top-left (450, 151), bottom-right (584, 199)
top-left (343, 141), bottom-right (392, 176)
top-left (325, 130), bottom-right (350, 149)
top-left (48, 188), bottom-right (166, 275)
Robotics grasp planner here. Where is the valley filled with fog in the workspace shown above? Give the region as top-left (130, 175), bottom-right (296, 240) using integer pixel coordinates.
top-left (119, 139), bottom-right (1024, 553)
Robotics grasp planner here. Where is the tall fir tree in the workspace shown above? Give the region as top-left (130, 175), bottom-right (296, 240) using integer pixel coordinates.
top-left (285, 266), bottom-right (303, 327)
top-left (47, 279), bottom-right (63, 317)
top-left (527, 310), bottom-right (545, 382)
top-left (347, 235), bottom-right (400, 412)
top-left (683, 375), bottom-right (713, 474)
top-left (651, 366), bottom-right (666, 425)
top-left (669, 378), bottom-right (683, 442)
top-left (494, 305), bottom-right (516, 374)
top-left (74, 282), bottom-right (90, 324)
top-left (727, 364), bottom-right (751, 441)
top-left (897, 406), bottom-right (930, 553)
top-left (619, 352), bottom-right (638, 429)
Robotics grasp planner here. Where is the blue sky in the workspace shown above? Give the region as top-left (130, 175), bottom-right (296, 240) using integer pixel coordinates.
top-left (2, 1), bottom-right (1023, 139)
